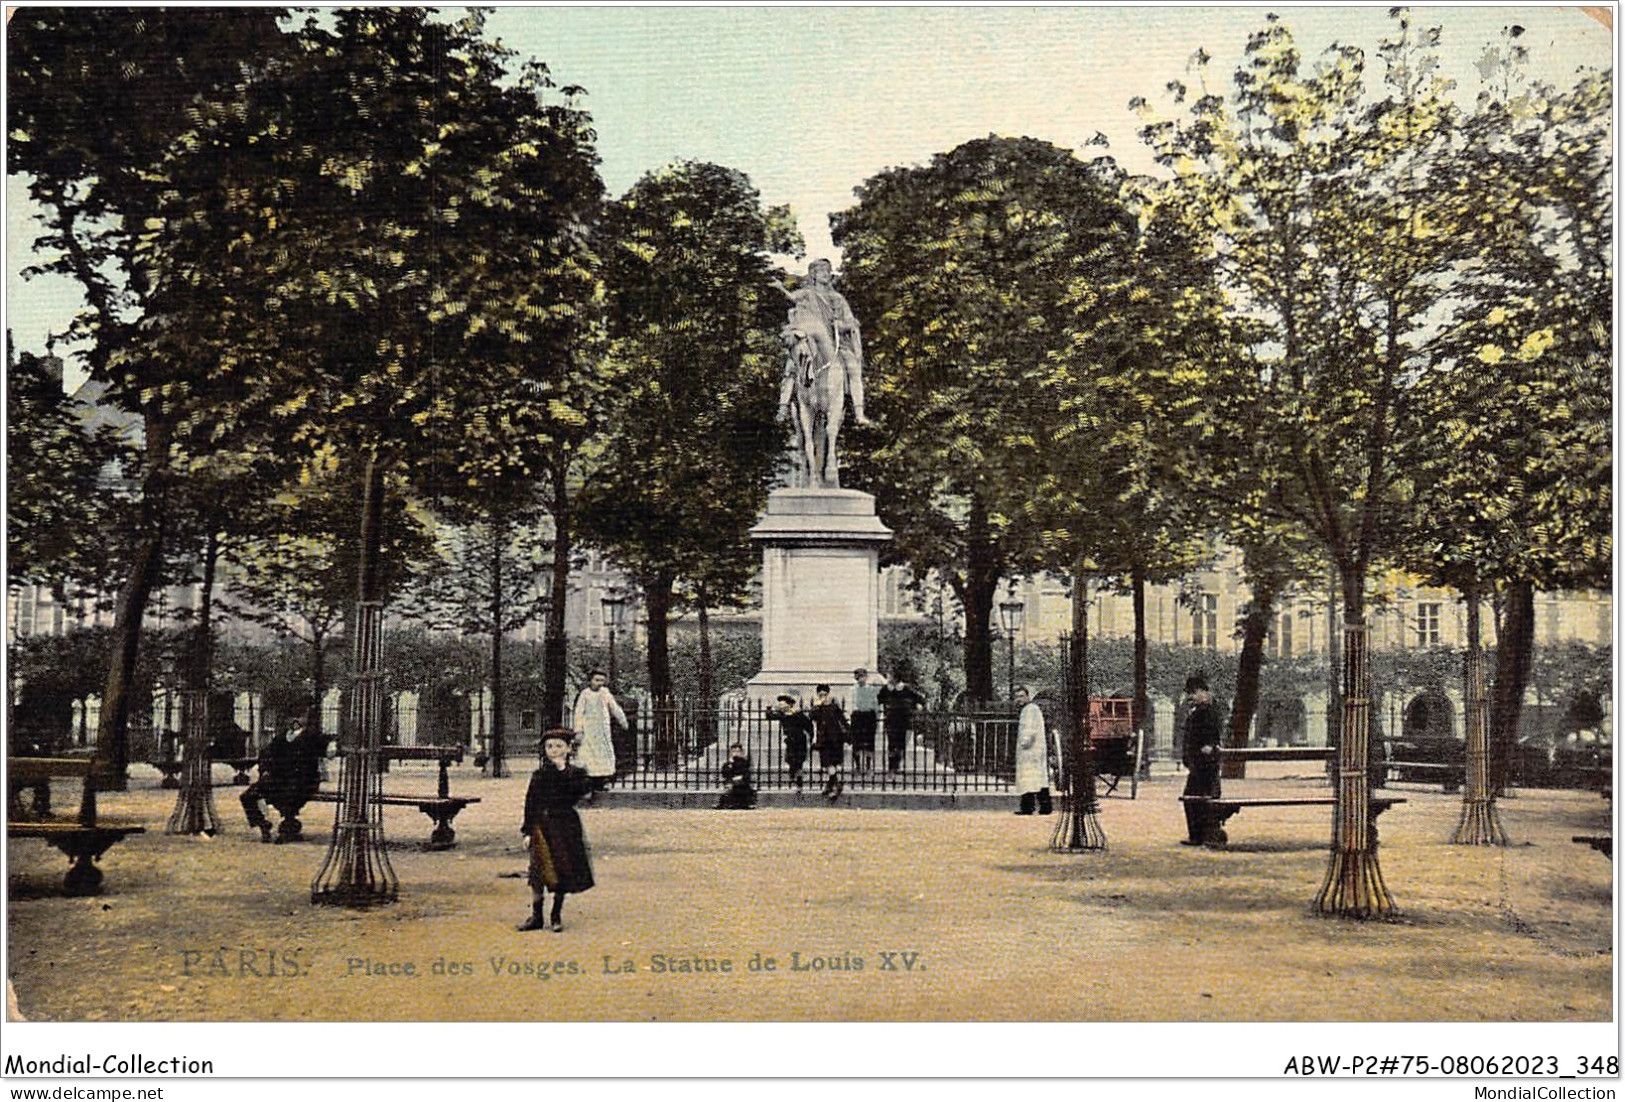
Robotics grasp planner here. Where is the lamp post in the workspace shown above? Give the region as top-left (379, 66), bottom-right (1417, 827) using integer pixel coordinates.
top-left (998, 597), bottom-right (1025, 702)
top-left (601, 590), bottom-right (630, 691)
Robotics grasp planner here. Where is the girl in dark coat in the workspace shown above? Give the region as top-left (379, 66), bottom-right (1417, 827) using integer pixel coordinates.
top-left (519, 729), bottom-right (595, 931)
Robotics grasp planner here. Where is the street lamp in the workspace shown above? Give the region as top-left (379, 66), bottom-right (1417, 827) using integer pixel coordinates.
top-left (998, 596), bottom-right (1026, 702)
top-left (601, 590), bottom-right (630, 691)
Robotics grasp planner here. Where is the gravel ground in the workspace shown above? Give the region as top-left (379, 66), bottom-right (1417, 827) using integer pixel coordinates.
top-left (5, 764), bottom-right (1613, 1027)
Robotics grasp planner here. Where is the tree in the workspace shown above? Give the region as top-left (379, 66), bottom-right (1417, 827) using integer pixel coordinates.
top-left (1047, 182), bottom-right (1235, 743)
top-left (219, 456), bottom-right (432, 744)
top-left (834, 136), bottom-right (1135, 703)
top-left (396, 502), bottom-right (555, 776)
top-left (582, 161), bottom-right (800, 701)
top-left (5, 344), bottom-right (122, 598)
top-left (122, 9), bottom-right (605, 903)
top-left (1135, 13), bottom-right (1482, 916)
top-left (1402, 37), bottom-right (1610, 841)
top-left (8, 8), bottom-right (294, 786)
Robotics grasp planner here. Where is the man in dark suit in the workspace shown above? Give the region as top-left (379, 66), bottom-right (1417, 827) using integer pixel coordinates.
top-left (242, 720), bottom-right (323, 843)
top-left (1180, 674), bottom-right (1223, 845)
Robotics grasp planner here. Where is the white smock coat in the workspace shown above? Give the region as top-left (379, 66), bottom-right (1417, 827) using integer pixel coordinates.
top-left (1014, 701), bottom-right (1054, 795)
top-left (572, 685), bottom-right (627, 778)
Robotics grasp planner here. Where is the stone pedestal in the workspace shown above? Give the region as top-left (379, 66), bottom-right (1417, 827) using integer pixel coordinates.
top-left (747, 488), bottom-right (892, 707)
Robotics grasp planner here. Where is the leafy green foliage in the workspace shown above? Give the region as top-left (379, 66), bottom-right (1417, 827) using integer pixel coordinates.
top-left (834, 136), bottom-right (1136, 699)
top-left (8, 9), bottom-right (299, 776)
top-left (580, 161), bottom-right (801, 696)
top-left (1404, 47), bottom-right (1611, 597)
top-left (5, 348), bottom-right (125, 596)
top-left (1134, 13), bottom-right (1479, 617)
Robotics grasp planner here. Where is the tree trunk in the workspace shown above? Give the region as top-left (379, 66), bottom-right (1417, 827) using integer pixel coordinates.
top-left (961, 496), bottom-right (999, 703)
top-left (1131, 568), bottom-right (1149, 740)
top-left (1053, 565), bottom-right (1105, 851)
top-left (1069, 572), bottom-right (1089, 762)
top-left (1325, 567), bottom-right (1342, 747)
top-left (644, 573), bottom-right (674, 702)
top-left (542, 456), bottom-right (572, 730)
top-left (308, 626), bottom-right (328, 741)
top-left (1314, 571), bottom-right (1396, 919)
top-left (312, 450), bottom-right (398, 906)
top-left (1225, 580), bottom-right (1276, 780)
top-left (1452, 588), bottom-right (1506, 844)
top-left (94, 413), bottom-right (174, 791)
top-left (188, 530), bottom-right (220, 690)
top-left (487, 516), bottom-right (508, 778)
top-left (167, 530), bottom-right (222, 837)
top-left (645, 573), bottom-right (677, 768)
top-left (1490, 580), bottom-right (1535, 797)
top-left (697, 587), bottom-right (716, 747)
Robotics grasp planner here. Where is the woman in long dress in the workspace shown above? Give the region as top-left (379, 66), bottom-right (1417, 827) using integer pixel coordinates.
top-left (519, 729), bottom-right (595, 932)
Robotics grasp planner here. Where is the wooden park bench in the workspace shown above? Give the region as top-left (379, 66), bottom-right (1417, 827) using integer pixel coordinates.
top-left (1180, 793), bottom-right (1405, 849)
top-left (148, 756), bottom-right (260, 788)
top-left (308, 744), bottom-right (478, 850)
top-left (1572, 835), bottom-right (1611, 858)
top-left (7, 757), bottom-right (145, 895)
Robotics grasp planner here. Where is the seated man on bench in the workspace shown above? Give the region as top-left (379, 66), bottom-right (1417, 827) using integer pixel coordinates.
top-left (242, 719), bottom-right (323, 843)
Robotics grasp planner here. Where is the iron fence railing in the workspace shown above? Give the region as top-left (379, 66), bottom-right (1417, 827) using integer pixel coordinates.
top-left (601, 697), bottom-right (1022, 792)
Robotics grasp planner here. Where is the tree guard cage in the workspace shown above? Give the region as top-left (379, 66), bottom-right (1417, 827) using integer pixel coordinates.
top-left (1451, 612), bottom-right (1507, 845)
top-left (1314, 620), bottom-right (1397, 918)
top-left (312, 601), bottom-right (398, 906)
top-left (1052, 632), bottom-right (1106, 852)
top-left (164, 690), bottom-right (219, 836)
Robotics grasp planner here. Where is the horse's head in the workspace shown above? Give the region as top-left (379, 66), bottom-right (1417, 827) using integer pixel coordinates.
top-left (783, 325), bottom-right (820, 387)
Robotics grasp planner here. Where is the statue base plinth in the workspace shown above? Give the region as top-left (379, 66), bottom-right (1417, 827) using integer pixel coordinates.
top-left (748, 489), bottom-right (891, 707)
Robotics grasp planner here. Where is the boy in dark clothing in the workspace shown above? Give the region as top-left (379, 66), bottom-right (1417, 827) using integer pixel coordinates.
top-left (878, 673), bottom-right (927, 773)
top-left (808, 684), bottom-right (849, 801)
top-left (769, 694), bottom-right (813, 791)
top-left (716, 743), bottom-right (756, 809)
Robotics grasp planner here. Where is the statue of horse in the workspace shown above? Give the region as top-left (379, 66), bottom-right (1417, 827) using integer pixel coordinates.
top-left (784, 296), bottom-right (847, 489)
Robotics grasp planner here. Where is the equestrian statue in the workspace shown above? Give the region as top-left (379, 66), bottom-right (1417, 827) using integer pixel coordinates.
top-left (777, 258), bottom-right (869, 489)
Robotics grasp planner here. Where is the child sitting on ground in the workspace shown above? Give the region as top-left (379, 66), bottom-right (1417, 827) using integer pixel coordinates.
top-left (716, 743), bottom-right (756, 810)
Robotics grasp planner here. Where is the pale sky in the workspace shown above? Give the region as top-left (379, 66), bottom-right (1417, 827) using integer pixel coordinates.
top-left (5, 5), bottom-right (1613, 380)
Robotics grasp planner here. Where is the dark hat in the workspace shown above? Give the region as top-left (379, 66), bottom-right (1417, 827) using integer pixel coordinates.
top-left (1184, 674), bottom-right (1210, 695)
top-left (540, 728), bottom-right (575, 745)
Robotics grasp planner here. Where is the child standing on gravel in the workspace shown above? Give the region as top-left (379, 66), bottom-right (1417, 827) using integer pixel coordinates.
top-left (519, 729), bottom-right (595, 932)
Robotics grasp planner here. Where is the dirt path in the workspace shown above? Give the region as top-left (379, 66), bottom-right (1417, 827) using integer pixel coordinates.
top-left (6, 769), bottom-right (1611, 1027)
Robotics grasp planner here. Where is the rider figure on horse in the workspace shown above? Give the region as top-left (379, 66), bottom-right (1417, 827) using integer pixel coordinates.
top-left (778, 258), bottom-right (870, 429)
